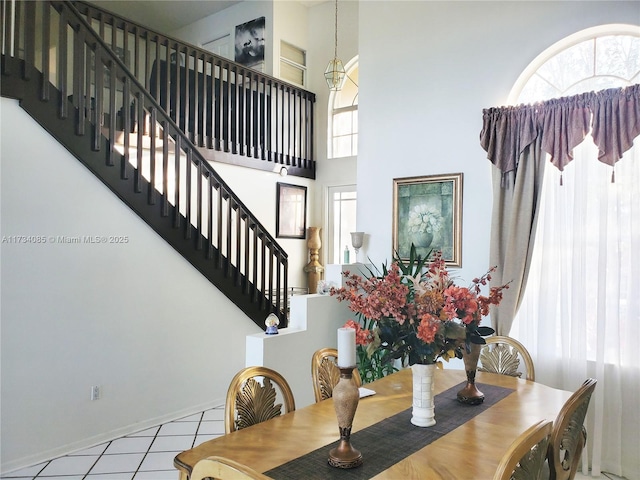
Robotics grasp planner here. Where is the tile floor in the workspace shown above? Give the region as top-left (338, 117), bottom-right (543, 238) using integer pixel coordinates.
top-left (575, 474), bottom-right (627, 480)
top-left (1, 405), bottom-right (629, 480)
top-left (1, 406), bottom-right (225, 479)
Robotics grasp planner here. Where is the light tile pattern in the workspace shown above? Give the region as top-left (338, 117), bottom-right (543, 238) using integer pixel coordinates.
top-left (575, 474), bottom-right (628, 480)
top-left (1, 404), bottom-right (629, 480)
top-left (1, 406), bottom-right (225, 479)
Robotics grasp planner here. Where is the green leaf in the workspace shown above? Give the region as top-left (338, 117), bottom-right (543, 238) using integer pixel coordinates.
top-left (476, 326), bottom-right (495, 336)
top-left (469, 335), bottom-right (487, 345)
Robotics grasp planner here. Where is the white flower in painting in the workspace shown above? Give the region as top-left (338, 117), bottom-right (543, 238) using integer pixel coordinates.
top-left (407, 204), bottom-right (443, 234)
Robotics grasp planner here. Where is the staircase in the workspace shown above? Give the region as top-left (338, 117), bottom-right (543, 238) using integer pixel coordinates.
top-left (0, 0), bottom-right (316, 329)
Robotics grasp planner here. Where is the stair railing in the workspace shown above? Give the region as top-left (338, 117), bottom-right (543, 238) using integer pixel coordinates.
top-left (1, 0), bottom-right (288, 327)
top-left (71, 1), bottom-right (316, 179)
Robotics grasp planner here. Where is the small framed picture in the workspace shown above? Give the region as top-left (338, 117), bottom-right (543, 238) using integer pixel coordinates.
top-left (392, 173), bottom-right (463, 266)
top-left (235, 16), bottom-right (265, 69)
top-left (276, 182), bottom-right (307, 239)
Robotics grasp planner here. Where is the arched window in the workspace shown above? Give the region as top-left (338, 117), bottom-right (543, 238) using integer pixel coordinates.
top-left (509, 26), bottom-right (639, 479)
top-left (509, 25), bottom-right (639, 103)
top-left (328, 58), bottom-right (358, 158)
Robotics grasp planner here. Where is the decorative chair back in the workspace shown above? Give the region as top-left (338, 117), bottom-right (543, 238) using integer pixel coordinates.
top-left (493, 420), bottom-right (553, 480)
top-left (547, 378), bottom-right (597, 480)
top-left (311, 348), bottom-right (362, 403)
top-left (190, 455), bottom-right (273, 479)
top-left (478, 335), bottom-right (536, 381)
top-left (224, 366), bottom-right (296, 434)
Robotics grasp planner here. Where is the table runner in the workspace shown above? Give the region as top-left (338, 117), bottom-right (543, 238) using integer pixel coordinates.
top-left (265, 381), bottom-right (513, 480)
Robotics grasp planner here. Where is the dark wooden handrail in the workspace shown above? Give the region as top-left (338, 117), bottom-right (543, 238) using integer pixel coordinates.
top-left (1, 0), bottom-right (289, 327)
top-left (71, 0), bottom-right (316, 179)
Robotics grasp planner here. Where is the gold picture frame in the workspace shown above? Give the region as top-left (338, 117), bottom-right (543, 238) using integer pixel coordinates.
top-left (392, 173), bottom-right (463, 267)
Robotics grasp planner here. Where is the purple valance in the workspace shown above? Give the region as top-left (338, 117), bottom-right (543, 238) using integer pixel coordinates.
top-left (480, 84), bottom-right (640, 177)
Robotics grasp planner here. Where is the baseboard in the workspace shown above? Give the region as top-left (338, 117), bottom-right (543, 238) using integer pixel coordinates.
top-left (0, 397), bottom-right (225, 475)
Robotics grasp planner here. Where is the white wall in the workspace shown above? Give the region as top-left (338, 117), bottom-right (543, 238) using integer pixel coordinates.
top-left (171, 1), bottom-right (274, 74)
top-left (246, 293), bottom-right (354, 408)
top-left (0, 99), bottom-right (260, 472)
top-left (356, 0), bottom-right (639, 283)
top-left (306, 0), bottom-right (360, 258)
top-left (273, 0), bottom-right (309, 80)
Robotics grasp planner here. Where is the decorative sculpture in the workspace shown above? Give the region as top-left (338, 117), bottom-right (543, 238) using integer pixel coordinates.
top-left (265, 313), bottom-right (279, 335)
top-left (304, 227), bottom-right (324, 294)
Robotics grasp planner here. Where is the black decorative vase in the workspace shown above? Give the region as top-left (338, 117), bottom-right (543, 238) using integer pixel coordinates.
top-left (457, 343), bottom-right (485, 405)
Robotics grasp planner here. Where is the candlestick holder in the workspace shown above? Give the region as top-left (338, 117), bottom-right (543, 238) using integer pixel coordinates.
top-left (328, 367), bottom-right (363, 469)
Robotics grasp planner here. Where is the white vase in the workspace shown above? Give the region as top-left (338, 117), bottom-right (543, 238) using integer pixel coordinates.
top-left (411, 363), bottom-right (436, 427)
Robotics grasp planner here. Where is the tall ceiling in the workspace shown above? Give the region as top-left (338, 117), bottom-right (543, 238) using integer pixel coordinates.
top-left (84, 1), bottom-right (244, 32)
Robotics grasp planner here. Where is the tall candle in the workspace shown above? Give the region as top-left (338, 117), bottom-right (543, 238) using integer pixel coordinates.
top-left (337, 327), bottom-right (356, 367)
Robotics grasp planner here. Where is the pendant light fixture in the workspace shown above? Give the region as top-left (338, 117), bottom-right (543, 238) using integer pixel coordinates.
top-left (324, 0), bottom-right (345, 91)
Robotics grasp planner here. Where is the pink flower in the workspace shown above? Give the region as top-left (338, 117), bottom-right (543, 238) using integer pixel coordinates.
top-left (443, 286), bottom-right (478, 325)
top-left (343, 319), bottom-right (371, 346)
top-left (417, 314), bottom-right (441, 343)
top-left (332, 264), bottom-right (410, 324)
top-left (330, 248), bottom-right (510, 367)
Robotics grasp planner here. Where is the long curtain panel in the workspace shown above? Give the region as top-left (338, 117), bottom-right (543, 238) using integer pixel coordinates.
top-left (481, 85), bottom-right (640, 479)
top-left (512, 142), bottom-right (639, 478)
top-left (487, 136), bottom-right (546, 335)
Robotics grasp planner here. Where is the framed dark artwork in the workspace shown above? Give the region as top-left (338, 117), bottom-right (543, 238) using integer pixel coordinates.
top-left (276, 182), bottom-right (307, 239)
top-left (392, 173), bottom-right (463, 267)
top-left (235, 16), bottom-right (265, 68)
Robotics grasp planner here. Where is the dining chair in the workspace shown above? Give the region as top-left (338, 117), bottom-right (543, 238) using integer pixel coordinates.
top-left (311, 348), bottom-right (362, 403)
top-left (190, 455), bottom-right (273, 480)
top-left (547, 378), bottom-right (597, 480)
top-left (224, 366), bottom-right (296, 434)
top-left (493, 419), bottom-right (553, 480)
top-left (478, 335), bottom-right (536, 381)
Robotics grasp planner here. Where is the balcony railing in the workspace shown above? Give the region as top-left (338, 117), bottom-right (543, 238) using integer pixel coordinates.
top-left (72, 1), bottom-right (316, 179)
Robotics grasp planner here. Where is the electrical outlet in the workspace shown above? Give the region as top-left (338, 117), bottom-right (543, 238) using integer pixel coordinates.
top-left (90, 385), bottom-right (100, 401)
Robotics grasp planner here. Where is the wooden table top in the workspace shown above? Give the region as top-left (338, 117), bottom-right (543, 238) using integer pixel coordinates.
top-left (174, 368), bottom-right (572, 480)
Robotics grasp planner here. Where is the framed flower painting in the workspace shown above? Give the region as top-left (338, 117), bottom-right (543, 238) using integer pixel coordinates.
top-left (392, 173), bottom-right (463, 266)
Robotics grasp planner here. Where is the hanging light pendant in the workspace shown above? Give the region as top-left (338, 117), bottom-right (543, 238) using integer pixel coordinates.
top-left (325, 0), bottom-right (345, 91)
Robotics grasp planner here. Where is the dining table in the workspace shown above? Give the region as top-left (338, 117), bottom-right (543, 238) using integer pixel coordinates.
top-left (174, 368), bottom-right (573, 480)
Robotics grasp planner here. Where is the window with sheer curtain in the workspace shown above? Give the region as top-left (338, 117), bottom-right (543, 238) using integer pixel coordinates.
top-left (505, 29), bottom-right (639, 478)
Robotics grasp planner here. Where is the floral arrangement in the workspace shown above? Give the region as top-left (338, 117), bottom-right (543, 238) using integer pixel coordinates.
top-left (330, 246), bottom-right (509, 382)
top-left (407, 204), bottom-right (443, 235)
